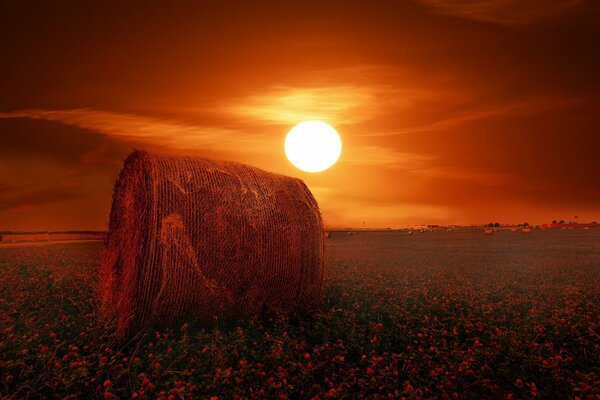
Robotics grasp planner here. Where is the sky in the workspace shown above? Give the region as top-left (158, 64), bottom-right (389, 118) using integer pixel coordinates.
top-left (1, 0), bottom-right (599, 230)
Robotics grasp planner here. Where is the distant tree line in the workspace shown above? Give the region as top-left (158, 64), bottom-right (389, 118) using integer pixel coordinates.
top-left (486, 222), bottom-right (501, 228)
top-left (486, 222), bottom-right (530, 227)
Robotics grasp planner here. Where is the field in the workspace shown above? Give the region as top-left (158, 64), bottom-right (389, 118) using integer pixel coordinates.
top-left (1, 230), bottom-right (599, 399)
top-left (0, 233), bottom-right (105, 246)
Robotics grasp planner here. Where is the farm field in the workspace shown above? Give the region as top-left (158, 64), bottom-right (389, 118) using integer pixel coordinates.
top-left (0, 233), bottom-right (105, 246)
top-left (1, 230), bottom-right (599, 399)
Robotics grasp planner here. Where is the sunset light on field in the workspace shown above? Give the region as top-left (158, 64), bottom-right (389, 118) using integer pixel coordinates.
top-left (1, 2), bottom-right (600, 399)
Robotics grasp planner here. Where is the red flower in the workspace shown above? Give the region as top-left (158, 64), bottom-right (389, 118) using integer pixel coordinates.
top-left (141, 377), bottom-right (154, 389)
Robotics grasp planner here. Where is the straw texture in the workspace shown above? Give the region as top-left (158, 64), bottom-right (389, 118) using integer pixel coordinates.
top-left (101, 151), bottom-right (324, 336)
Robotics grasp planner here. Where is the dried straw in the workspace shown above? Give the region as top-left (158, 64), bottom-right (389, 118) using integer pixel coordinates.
top-left (101, 151), bottom-right (325, 336)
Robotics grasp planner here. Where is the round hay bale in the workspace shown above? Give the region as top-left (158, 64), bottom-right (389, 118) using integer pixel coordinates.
top-left (484, 229), bottom-right (494, 235)
top-left (522, 228), bottom-right (532, 233)
top-left (101, 150), bottom-right (325, 336)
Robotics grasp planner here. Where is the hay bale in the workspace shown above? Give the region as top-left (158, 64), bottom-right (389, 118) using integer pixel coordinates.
top-left (522, 228), bottom-right (532, 233)
top-left (484, 229), bottom-right (494, 235)
top-left (101, 150), bottom-right (325, 336)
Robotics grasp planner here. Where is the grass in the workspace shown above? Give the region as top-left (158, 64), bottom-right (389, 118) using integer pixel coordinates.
top-left (1, 230), bottom-right (599, 399)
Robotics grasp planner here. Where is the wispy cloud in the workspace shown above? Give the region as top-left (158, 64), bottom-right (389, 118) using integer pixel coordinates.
top-left (226, 86), bottom-right (375, 126)
top-left (344, 145), bottom-right (434, 168)
top-left (0, 108), bottom-right (425, 169)
top-left (0, 109), bottom-right (270, 155)
top-left (356, 96), bottom-right (579, 137)
top-left (415, 0), bottom-right (584, 26)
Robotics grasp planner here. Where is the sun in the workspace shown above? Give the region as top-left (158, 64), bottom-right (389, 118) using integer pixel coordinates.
top-left (285, 121), bottom-right (342, 172)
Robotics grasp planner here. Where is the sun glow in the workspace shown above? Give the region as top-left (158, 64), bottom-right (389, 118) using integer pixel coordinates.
top-left (284, 121), bottom-right (342, 172)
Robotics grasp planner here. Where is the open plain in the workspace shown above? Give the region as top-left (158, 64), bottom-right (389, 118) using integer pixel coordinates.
top-left (1, 230), bottom-right (599, 399)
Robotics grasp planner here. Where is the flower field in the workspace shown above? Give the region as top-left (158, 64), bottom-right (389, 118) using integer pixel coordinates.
top-left (1, 230), bottom-right (599, 399)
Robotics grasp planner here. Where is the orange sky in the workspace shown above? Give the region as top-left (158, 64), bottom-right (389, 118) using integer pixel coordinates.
top-left (1, 0), bottom-right (600, 230)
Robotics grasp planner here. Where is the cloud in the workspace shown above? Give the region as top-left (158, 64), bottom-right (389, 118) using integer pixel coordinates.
top-left (225, 86), bottom-right (376, 126)
top-left (0, 109), bottom-right (268, 155)
top-left (344, 145), bottom-right (433, 168)
top-left (356, 96), bottom-right (580, 137)
top-left (0, 108), bottom-right (425, 169)
top-left (221, 80), bottom-right (436, 127)
top-left (414, 0), bottom-right (584, 26)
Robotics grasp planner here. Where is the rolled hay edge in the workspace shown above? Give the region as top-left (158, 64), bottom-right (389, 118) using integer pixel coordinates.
top-left (101, 150), bottom-right (325, 336)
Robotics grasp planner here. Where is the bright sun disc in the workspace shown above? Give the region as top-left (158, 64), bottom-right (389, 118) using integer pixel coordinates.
top-left (285, 121), bottom-right (342, 172)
